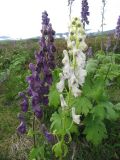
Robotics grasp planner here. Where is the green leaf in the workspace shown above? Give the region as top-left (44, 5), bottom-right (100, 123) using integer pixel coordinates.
top-left (86, 59), bottom-right (98, 74)
top-left (74, 96), bottom-right (92, 116)
top-left (50, 112), bottom-right (62, 134)
top-left (27, 128), bottom-right (34, 137)
top-left (52, 141), bottom-right (63, 158)
top-left (84, 117), bottom-right (107, 145)
top-left (103, 102), bottom-right (118, 120)
top-left (52, 68), bottom-right (61, 83)
top-left (52, 141), bottom-right (68, 158)
top-left (83, 77), bottom-right (107, 102)
top-left (29, 147), bottom-right (45, 160)
top-left (91, 104), bottom-right (106, 120)
top-left (49, 84), bottom-right (60, 108)
top-left (29, 148), bottom-right (38, 160)
top-left (50, 111), bottom-right (78, 135)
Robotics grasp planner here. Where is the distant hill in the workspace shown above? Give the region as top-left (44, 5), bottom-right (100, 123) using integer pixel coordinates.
top-left (0, 36), bottom-right (11, 40)
top-left (0, 29), bottom-right (115, 41)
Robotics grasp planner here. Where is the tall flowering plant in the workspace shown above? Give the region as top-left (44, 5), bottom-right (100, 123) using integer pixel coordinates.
top-left (50, 17), bottom-right (88, 159)
top-left (17, 11), bottom-right (56, 145)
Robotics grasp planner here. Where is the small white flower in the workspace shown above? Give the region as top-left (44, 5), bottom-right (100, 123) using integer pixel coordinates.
top-left (60, 94), bottom-right (68, 109)
top-left (63, 63), bottom-right (71, 79)
top-left (56, 73), bottom-right (65, 93)
top-left (72, 107), bottom-right (81, 124)
top-left (62, 50), bottom-right (69, 65)
top-left (71, 86), bottom-right (81, 97)
top-left (75, 68), bottom-right (87, 86)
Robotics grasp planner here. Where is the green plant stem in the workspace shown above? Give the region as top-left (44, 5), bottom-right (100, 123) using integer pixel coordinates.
top-left (101, 0), bottom-right (106, 51)
top-left (33, 113), bottom-right (36, 148)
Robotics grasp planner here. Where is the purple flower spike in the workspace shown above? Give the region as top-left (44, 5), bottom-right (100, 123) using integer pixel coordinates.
top-left (81, 0), bottom-right (90, 27)
top-left (17, 11), bottom-right (56, 131)
top-left (17, 121), bottom-right (26, 134)
top-left (115, 16), bottom-right (120, 39)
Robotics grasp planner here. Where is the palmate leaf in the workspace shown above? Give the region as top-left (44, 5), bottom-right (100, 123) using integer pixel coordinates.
top-left (74, 96), bottom-right (92, 116)
top-left (82, 77), bottom-right (107, 102)
top-left (49, 84), bottom-right (60, 108)
top-left (115, 103), bottom-right (120, 117)
top-left (52, 142), bottom-right (62, 158)
top-left (50, 112), bottom-right (62, 134)
top-left (86, 59), bottom-right (98, 74)
top-left (103, 102), bottom-right (118, 120)
top-left (50, 111), bottom-right (78, 135)
top-left (91, 104), bottom-right (106, 120)
top-left (84, 116), bottom-right (107, 145)
top-left (52, 141), bottom-right (68, 158)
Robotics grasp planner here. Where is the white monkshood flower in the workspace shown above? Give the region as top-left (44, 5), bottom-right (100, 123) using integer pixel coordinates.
top-left (56, 73), bottom-right (65, 93)
top-left (75, 51), bottom-right (86, 67)
top-left (72, 107), bottom-right (81, 124)
top-left (71, 86), bottom-right (81, 97)
top-left (63, 63), bottom-right (71, 79)
top-left (62, 50), bottom-right (69, 65)
top-left (60, 94), bottom-right (68, 109)
top-left (75, 68), bottom-right (87, 86)
top-left (68, 70), bottom-right (81, 97)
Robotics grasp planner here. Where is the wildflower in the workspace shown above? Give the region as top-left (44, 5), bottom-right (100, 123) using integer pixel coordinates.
top-left (57, 18), bottom-right (87, 97)
top-left (72, 107), bottom-right (81, 124)
top-left (60, 94), bottom-right (68, 109)
top-left (17, 11), bottom-right (56, 133)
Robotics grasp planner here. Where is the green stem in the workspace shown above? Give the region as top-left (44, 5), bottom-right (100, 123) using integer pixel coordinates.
top-left (33, 113), bottom-right (36, 148)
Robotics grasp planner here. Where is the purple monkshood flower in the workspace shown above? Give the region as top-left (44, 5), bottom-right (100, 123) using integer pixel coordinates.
top-left (17, 11), bottom-right (56, 134)
top-left (41, 124), bottom-right (55, 143)
top-left (19, 92), bottom-right (28, 112)
top-left (17, 121), bottom-right (26, 134)
top-left (81, 0), bottom-right (90, 27)
top-left (115, 16), bottom-right (120, 39)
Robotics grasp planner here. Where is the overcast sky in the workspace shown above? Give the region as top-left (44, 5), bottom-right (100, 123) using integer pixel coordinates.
top-left (0, 0), bottom-right (120, 39)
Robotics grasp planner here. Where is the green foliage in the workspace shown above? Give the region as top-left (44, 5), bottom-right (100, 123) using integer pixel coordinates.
top-left (29, 146), bottom-right (45, 160)
top-left (52, 141), bottom-right (68, 158)
top-left (49, 69), bottom-right (61, 108)
top-left (49, 85), bottom-right (60, 108)
top-left (86, 59), bottom-right (98, 74)
top-left (84, 116), bottom-right (107, 145)
top-left (74, 96), bottom-right (92, 115)
top-left (50, 111), bottom-right (78, 135)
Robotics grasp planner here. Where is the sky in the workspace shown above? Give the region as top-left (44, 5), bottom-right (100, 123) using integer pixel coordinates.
top-left (0, 0), bottom-right (120, 39)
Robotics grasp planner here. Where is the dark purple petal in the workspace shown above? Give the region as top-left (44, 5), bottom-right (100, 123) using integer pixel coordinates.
top-left (34, 106), bottom-right (43, 119)
top-left (43, 96), bottom-right (49, 106)
top-left (17, 121), bottom-right (26, 134)
top-left (45, 131), bottom-right (55, 142)
top-left (20, 99), bottom-right (28, 112)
